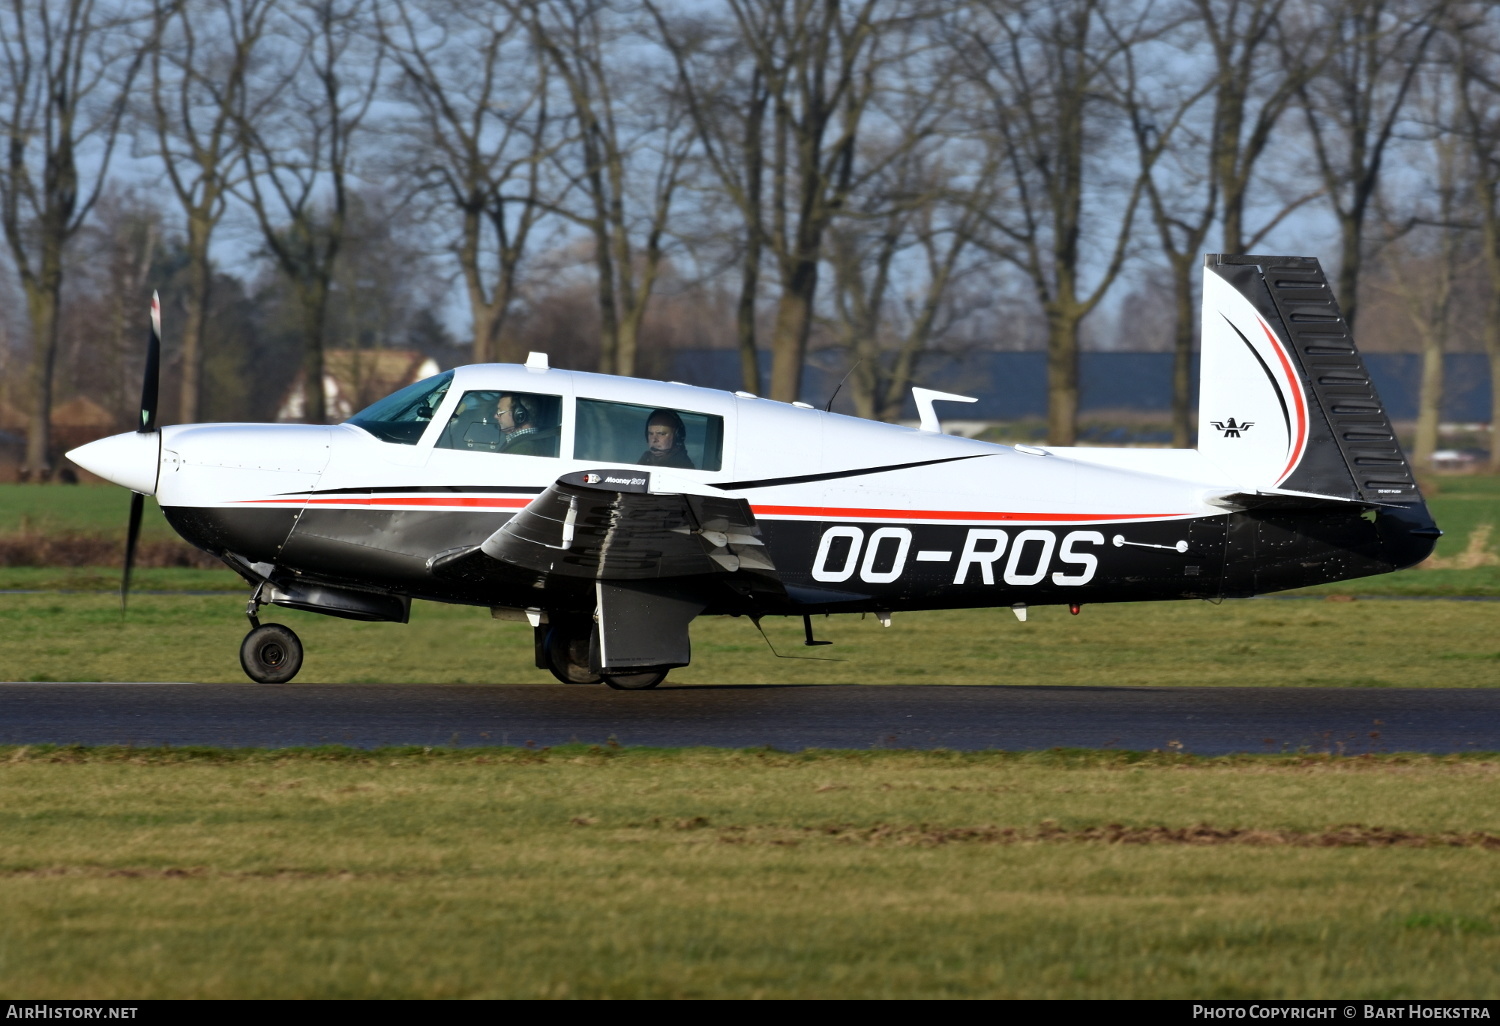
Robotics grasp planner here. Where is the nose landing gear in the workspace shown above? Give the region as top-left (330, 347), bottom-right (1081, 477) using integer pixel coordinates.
top-left (240, 582), bottom-right (304, 683)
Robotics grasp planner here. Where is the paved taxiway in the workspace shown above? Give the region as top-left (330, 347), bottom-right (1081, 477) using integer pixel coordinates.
top-left (1, 683), bottom-right (1497, 753)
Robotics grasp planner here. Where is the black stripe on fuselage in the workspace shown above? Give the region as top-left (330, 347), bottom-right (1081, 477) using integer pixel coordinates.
top-left (715, 454), bottom-right (993, 491)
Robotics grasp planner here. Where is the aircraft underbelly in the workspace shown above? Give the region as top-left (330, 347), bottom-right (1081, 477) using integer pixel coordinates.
top-left (1223, 509), bottom-right (1389, 595)
top-left (276, 506), bottom-right (511, 586)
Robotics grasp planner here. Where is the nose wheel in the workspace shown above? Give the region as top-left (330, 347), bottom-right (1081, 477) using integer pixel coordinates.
top-left (240, 623), bottom-right (304, 683)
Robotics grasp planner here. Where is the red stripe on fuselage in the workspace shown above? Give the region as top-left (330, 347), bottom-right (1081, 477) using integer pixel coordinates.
top-left (236, 495), bottom-right (533, 509)
top-left (1258, 316), bottom-right (1308, 484)
top-left (232, 496), bottom-right (1192, 524)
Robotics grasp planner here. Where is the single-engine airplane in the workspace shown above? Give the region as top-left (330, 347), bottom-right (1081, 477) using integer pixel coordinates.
top-left (69, 254), bottom-right (1440, 688)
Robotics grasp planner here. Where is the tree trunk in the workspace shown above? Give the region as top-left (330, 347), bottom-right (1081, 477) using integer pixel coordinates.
top-left (21, 280), bottom-right (60, 481)
top-left (1413, 326), bottom-right (1444, 475)
top-left (1488, 291), bottom-right (1500, 475)
top-left (180, 213), bottom-right (213, 425)
top-left (297, 279), bottom-right (329, 424)
top-left (737, 241), bottom-right (762, 395)
top-left (1336, 213), bottom-right (1363, 331)
top-left (1171, 256), bottom-right (1195, 449)
top-left (1045, 308), bottom-right (1080, 447)
top-left (594, 221), bottom-right (620, 374)
top-left (768, 255), bottom-right (817, 403)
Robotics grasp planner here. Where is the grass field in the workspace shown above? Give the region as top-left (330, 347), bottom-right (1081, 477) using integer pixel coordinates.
top-left (2, 591), bottom-right (1499, 686)
top-left (0, 746), bottom-right (1496, 998)
top-left (2, 477), bottom-right (1499, 686)
top-left (2, 486), bottom-right (1497, 999)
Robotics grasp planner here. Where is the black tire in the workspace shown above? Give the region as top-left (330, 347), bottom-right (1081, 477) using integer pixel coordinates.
top-left (603, 668), bottom-right (668, 690)
top-left (545, 625), bottom-right (602, 685)
top-left (239, 624), bottom-right (304, 684)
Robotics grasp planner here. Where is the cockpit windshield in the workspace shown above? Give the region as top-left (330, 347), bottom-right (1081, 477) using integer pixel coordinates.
top-left (345, 370), bottom-right (454, 445)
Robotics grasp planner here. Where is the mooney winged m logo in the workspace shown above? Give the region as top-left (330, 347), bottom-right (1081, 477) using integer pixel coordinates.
top-left (1211, 418), bottom-right (1253, 438)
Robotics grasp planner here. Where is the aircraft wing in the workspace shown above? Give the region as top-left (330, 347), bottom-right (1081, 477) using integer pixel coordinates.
top-left (429, 469), bottom-right (779, 586)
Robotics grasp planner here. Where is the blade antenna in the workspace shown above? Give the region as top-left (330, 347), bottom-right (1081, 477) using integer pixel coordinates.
top-left (124, 291), bottom-right (162, 614)
top-left (823, 358), bottom-right (862, 413)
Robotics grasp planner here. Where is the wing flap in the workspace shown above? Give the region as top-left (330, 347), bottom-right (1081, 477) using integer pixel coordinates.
top-left (469, 470), bottom-right (781, 585)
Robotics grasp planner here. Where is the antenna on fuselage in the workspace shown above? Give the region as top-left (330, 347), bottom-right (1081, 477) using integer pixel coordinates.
top-left (823, 359), bottom-right (863, 412)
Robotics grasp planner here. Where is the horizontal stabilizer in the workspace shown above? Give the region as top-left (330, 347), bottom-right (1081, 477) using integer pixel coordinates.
top-left (1207, 490), bottom-right (1385, 513)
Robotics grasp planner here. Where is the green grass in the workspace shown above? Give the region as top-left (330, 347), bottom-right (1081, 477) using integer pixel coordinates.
top-left (2, 478), bottom-right (1498, 686)
top-left (0, 482), bottom-right (181, 543)
top-left (0, 747), bottom-right (1496, 998)
top-left (2, 592), bottom-right (1499, 686)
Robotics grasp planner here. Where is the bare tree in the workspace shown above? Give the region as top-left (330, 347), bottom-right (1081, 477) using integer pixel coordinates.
top-left (642, 0), bottom-right (903, 401)
top-left (520, 0), bottom-right (692, 378)
top-left (1288, 0), bottom-right (1446, 329)
top-left (955, 0), bottom-right (1161, 446)
top-left (825, 62), bottom-right (987, 422)
top-left (1130, 0), bottom-right (1320, 448)
top-left (1454, 1), bottom-right (1500, 472)
top-left (647, 0), bottom-right (773, 393)
top-left (234, 0), bottom-right (381, 423)
top-left (0, 0), bottom-right (147, 478)
top-left (381, 0), bottom-right (556, 365)
top-left (1199, 0), bottom-right (1327, 254)
top-left (1369, 37), bottom-right (1478, 475)
top-left (147, 0), bottom-right (274, 425)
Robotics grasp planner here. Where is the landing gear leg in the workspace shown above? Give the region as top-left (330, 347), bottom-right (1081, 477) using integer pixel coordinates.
top-left (239, 581), bottom-right (303, 683)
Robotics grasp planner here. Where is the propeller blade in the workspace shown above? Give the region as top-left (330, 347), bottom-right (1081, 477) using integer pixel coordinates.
top-left (123, 292), bottom-right (160, 613)
top-left (139, 290), bottom-right (161, 433)
top-left (123, 491), bottom-right (144, 614)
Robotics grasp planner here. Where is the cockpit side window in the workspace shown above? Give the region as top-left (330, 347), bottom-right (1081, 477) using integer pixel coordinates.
top-left (574, 398), bottom-right (723, 471)
top-left (435, 390), bottom-right (562, 458)
top-left (345, 370), bottom-right (453, 445)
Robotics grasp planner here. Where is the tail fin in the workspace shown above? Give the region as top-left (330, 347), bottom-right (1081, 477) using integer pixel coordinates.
top-left (1197, 253), bottom-right (1419, 505)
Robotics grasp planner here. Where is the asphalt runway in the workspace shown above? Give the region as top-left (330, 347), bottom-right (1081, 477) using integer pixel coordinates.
top-left (1, 682), bottom-right (1498, 754)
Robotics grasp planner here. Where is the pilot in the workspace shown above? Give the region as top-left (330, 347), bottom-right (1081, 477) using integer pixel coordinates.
top-left (496, 393), bottom-right (551, 456)
top-left (638, 409), bottom-right (695, 469)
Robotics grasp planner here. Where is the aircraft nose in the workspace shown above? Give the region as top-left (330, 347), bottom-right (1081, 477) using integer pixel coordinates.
top-left (66, 431), bottom-right (162, 495)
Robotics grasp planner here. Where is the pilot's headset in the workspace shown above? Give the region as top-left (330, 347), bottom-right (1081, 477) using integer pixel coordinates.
top-left (504, 394), bottom-right (531, 427)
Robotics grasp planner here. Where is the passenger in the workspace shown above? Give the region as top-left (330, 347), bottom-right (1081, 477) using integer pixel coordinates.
top-left (638, 409), bottom-right (695, 469)
top-left (496, 393), bottom-right (552, 456)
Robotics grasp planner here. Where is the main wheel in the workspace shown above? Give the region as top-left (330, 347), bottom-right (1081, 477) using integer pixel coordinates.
top-left (240, 623), bottom-right (304, 684)
top-left (544, 625), bottom-right (602, 685)
top-left (603, 668), bottom-right (669, 690)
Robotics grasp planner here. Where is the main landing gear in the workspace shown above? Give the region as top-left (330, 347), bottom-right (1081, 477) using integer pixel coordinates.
top-left (240, 584), bottom-right (304, 684)
top-left (540, 618), bottom-right (670, 690)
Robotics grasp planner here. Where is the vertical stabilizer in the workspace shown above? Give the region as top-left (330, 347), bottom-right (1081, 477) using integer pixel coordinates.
top-left (1197, 254), bottom-right (1419, 504)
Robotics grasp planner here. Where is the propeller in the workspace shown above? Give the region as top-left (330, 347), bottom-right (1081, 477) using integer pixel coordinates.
top-left (122, 291), bottom-right (162, 613)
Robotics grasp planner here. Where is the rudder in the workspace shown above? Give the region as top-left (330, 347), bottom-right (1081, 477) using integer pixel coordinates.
top-left (1197, 253), bottom-right (1419, 504)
